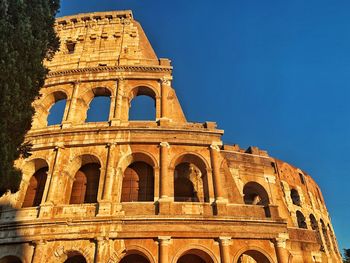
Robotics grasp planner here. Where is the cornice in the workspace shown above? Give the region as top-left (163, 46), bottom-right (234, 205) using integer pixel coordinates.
top-left (47, 65), bottom-right (172, 78)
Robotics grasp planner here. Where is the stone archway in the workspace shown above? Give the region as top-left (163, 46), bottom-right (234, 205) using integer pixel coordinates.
top-left (175, 249), bottom-right (215, 263)
top-left (237, 250), bottom-right (272, 263)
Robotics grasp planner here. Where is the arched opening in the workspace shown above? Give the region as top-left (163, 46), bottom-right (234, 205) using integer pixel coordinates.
top-left (47, 98), bottom-right (67, 125)
top-left (119, 253), bottom-right (150, 263)
top-left (174, 163), bottom-right (199, 202)
top-left (243, 182), bottom-right (269, 205)
top-left (86, 87), bottom-right (111, 122)
top-left (310, 214), bottom-right (324, 251)
top-left (22, 167), bottom-right (48, 207)
top-left (0, 256), bottom-right (22, 263)
top-left (328, 224), bottom-right (338, 254)
top-left (173, 154), bottom-right (209, 202)
top-left (320, 219), bottom-right (332, 252)
top-left (177, 249), bottom-right (214, 263)
top-left (290, 188), bottom-right (301, 206)
top-left (129, 95), bottom-right (156, 120)
top-left (237, 250), bottom-right (271, 263)
top-left (64, 251), bottom-right (87, 263)
top-left (296, 211), bottom-right (307, 229)
top-left (128, 86), bottom-right (156, 121)
top-left (69, 163), bottom-right (100, 204)
top-left (45, 91), bottom-right (67, 126)
top-left (121, 161), bottom-right (154, 202)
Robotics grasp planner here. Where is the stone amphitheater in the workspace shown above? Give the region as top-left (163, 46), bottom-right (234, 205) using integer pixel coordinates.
top-left (0, 10), bottom-right (341, 263)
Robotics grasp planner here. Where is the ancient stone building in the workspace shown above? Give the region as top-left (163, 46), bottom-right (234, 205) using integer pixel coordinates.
top-left (0, 10), bottom-right (342, 263)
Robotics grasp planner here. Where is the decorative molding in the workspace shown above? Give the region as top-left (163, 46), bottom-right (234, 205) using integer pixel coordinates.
top-left (47, 65), bottom-right (172, 78)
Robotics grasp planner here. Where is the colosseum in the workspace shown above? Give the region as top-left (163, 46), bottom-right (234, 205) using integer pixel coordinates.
top-left (0, 10), bottom-right (342, 263)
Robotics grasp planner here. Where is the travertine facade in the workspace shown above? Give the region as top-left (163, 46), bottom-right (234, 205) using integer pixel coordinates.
top-left (0, 11), bottom-right (341, 263)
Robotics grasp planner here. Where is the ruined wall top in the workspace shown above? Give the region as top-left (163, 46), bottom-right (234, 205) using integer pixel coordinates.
top-left (46, 10), bottom-right (161, 71)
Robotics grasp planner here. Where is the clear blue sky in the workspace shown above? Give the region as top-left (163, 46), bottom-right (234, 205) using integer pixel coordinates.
top-left (58, 0), bottom-right (350, 251)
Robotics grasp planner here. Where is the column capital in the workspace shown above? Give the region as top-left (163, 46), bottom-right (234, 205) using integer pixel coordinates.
top-left (275, 233), bottom-right (289, 248)
top-left (210, 144), bottom-right (221, 152)
top-left (158, 236), bottom-right (172, 244)
top-left (218, 236), bottom-right (231, 246)
top-left (160, 77), bottom-right (172, 85)
top-left (160, 142), bottom-right (170, 148)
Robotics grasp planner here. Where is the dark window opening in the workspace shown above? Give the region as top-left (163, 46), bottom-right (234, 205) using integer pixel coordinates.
top-left (22, 167), bottom-right (48, 207)
top-left (174, 163), bottom-right (202, 202)
top-left (66, 41), bottom-right (76, 54)
top-left (69, 163), bottom-right (100, 204)
top-left (299, 173), bottom-right (305, 184)
top-left (291, 189), bottom-right (301, 206)
top-left (243, 182), bottom-right (269, 206)
top-left (121, 162), bottom-right (154, 202)
top-left (120, 254), bottom-right (150, 263)
top-left (296, 211), bottom-right (307, 229)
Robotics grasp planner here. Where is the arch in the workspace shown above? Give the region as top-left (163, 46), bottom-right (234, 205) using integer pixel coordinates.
top-left (234, 246), bottom-right (274, 263)
top-left (34, 90), bottom-right (68, 127)
top-left (171, 153), bottom-right (210, 203)
top-left (129, 95), bottom-right (156, 120)
top-left (22, 165), bottom-right (48, 207)
top-left (237, 250), bottom-right (272, 263)
top-left (65, 153), bottom-right (103, 178)
top-left (128, 85), bottom-right (158, 100)
top-left (128, 86), bottom-right (157, 121)
top-left (118, 247), bottom-right (155, 263)
top-left (85, 87), bottom-right (112, 122)
top-left (47, 98), bottom-right (67, 125)
top-left (172, 246), bottom-right (218, 263)
top-left (64, 251), bottom-right (87, 263)
top-left (117, 152), bottom-right (158, 175)
top-left (0, 256), bottom-right (22, 263)
top-left (290, 189), bottom-right (301, 206)
top-left (121, 161), bottom-right (154, 202)
top-left (296, 211), bottom-right (307, 229)
top-left (327, 224), bottom-right (338, 254)
top-left (320, 219), bottom-right (332, 252)
top-left (243, 182), bottom-right (269, 205)
top-left (69, 163), bottom-right (100, 204)
top-left (309, 214), bottom-right (324, 250)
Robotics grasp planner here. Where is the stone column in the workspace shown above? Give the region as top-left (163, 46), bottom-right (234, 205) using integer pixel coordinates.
top-left (62, 81), bottom-right (79, 127)
top-left (219, 237), bottom-right (231, 263)
top-left (95, 237), bottom-right (109, 263)
top-left (102, 144), bottom-right (115, 200)
top-left (110, 78), bottom-right (124, 125)
top-left (160, 78), bottom-right (171, 119)
top-left (274, 234), bottom-right (289, 263)
top-left (158, 236), bottom-right (171, 263)
top-left (98, 144), bottom-right (115, 216)
top-left (44, 146), bottom-right (61, 204)
top-left (160, 142), bottom-right (170, 199)
top-left (32, 240), bottom-right (46, 263)
top-left (210, 145), bottom-right (224, 200)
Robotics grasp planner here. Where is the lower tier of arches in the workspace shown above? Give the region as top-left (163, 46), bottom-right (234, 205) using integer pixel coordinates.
top-left (0, 237), bottom-right (341, 263)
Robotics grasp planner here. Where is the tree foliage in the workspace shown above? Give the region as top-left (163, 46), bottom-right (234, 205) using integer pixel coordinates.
top-left (0, 0), bottom-right (60, 195)
top-left (344, 249), bottom-right (350, 263)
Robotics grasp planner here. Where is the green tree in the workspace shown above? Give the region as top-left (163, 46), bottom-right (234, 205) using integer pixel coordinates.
top-left (344, 249), bottom-right (350, 263)
top-left (0, 0), bottom-right (60, 195)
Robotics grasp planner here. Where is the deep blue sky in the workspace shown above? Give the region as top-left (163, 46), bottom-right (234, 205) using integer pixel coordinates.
top-left (58, 0), bottom-right (350, 251)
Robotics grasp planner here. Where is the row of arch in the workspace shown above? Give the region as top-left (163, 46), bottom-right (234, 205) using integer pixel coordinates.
top-left (40, 85), bottom-right (157, 126)
top-left (296, 211), bottom-right (338, 254)
top-left (22, 152), bottom-right (270, 208)
top-left (0, 248), bottom-right (272, 263)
